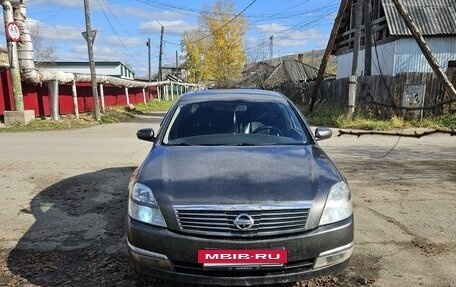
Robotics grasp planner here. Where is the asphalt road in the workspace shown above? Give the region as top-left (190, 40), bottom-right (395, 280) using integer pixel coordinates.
top-left (0, 115), bottom-right (455, 287)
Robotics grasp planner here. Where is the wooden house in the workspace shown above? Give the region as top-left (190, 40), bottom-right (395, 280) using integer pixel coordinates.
top-left (333, 0), bottom-right (456, 79)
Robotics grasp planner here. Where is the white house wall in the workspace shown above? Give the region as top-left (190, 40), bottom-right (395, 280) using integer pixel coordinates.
top-left (372, 42), bottom-right (396, 76)
top-left (394, 37), bottom-right (456, 74)
top-left (336, 37), bottom-right (456, 79)
top-left (336, 41), bottom-right (395, 79)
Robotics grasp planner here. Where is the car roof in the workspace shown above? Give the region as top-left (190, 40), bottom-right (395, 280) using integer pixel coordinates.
top-left (179, 89), bottom-right (288, 103)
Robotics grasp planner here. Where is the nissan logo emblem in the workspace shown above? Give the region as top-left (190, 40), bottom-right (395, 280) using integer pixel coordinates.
top-left (234, 213), bottom-right (254, 230)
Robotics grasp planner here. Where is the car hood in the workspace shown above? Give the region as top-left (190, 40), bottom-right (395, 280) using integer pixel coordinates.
top-left (137, 145), bottom-right (343, 228)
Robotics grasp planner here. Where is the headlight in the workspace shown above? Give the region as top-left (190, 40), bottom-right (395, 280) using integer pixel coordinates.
top-left (319, 181), bottom-right (353, 226)
top-left (129, 182), bottom-right (167, 227)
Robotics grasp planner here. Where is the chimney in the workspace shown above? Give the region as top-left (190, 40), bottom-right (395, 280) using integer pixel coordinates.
top-left (297, 53), bottom-right (304, 63)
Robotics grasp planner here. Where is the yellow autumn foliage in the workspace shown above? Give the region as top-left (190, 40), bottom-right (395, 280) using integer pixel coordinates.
top-left (182, 0), bottom-right (248, 87)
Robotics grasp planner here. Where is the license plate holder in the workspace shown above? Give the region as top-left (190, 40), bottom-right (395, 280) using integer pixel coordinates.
top-left (198, 249), bottom-right (287, 269)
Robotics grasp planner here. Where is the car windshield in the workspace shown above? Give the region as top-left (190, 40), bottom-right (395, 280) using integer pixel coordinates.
top-left (162, 99), bottom-right (309, 146)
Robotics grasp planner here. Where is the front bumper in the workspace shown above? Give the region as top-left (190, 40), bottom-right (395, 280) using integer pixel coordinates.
top-left (127, 216), bottom-right (354, 286)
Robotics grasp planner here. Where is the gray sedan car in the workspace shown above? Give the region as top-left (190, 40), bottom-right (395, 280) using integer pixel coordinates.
top-left (127, 89), bottom-right (353, 286)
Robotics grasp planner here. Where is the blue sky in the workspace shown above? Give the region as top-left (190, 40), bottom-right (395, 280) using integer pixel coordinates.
top-left (1, 0), bottom-right (338, 78)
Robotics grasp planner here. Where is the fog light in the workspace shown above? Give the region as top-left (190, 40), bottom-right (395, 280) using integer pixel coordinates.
top-left (313, 242), bottom-right (353, 269)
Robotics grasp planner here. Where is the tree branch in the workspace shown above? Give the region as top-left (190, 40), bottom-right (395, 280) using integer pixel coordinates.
top-left (338, 129), bottom-right (456, 138)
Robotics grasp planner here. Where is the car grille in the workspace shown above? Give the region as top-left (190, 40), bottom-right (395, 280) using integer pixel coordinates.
top-left (172, 258), bottom-right (315, 277)
top-left (173, 204), bottom-right (311, 237)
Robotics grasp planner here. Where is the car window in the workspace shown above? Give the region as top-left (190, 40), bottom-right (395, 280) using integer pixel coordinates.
top-left (162, 100), bottom-right (309, 146)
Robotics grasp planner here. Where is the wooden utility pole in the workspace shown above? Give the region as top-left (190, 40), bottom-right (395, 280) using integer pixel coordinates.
top-left (391, 0), bottom-right (456, 100)
top-left (363, 0), bottom-right (373, 76)
top-left (147, 38), bottom-right (151, 82)
top-left (2, 1), bottom-right (23, 111)
top-left (351, 0), bottom-right (362, 75)
top-left (83, 0), bottom-right (101, 121)
top-left (175, 50), bottom-right (179, 78)
top-left (269, 35), bottom-right (274, 60)
top-left (158, 26), bottom-right (164, 82)
top-left (310, 0), bottom-right (350, 111)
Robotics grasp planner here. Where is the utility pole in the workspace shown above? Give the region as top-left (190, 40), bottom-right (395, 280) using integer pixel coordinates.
top-left (269, 35), bottom-right (274, 60)
top-left (146, 38), bottom-right (151, 82)
top-left (175, 50), bottom-right (179, 77)
top-left (158, 26), bottom-right (164, 82)
top-left (364, 0), bottom-right (373, 76)
top-left (2, 1), bottom-right (23, 111)
top-left (1, 1), bottom-right (35, 124)
top-left (351, 0), bottom-right (362, 76)
top-left (83, 0), bottom-right (101, 121)
top-left (391, 0), bottom-right (456, 100)
top-left (347, 0), bottom-right (363, 118)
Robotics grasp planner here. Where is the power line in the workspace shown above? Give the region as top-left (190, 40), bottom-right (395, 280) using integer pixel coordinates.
top-left (188, 0), bottom-right (257, 44)
top-left (96, 0), bottom-right (136, 60)
top-left (35, 0), bottom-right (71, 22)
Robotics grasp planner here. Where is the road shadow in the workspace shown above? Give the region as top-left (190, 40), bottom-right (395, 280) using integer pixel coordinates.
top-left (5, 167), bottom-right (185, 286)
top-left (126, 114), bottom-right (165, 125)
top-left (5, 167), bottom-right (376, 287)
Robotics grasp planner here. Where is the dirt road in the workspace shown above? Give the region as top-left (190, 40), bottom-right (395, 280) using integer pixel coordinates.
top-left (0, 115), bottom-right (455, 287)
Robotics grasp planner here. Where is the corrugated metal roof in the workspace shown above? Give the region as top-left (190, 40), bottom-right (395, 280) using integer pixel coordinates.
top-left (264, 60), bottom-right (320, 87)
top-left (382, 0), bottom-right (456, 36)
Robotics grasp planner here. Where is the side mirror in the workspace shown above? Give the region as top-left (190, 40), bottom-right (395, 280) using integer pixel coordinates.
top-left (315, 127), bottom-right (332, 141)
top-left (137, 128), bottom-right (155, 142)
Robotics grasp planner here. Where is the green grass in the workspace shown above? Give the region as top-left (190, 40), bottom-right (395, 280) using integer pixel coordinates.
top-left (304, 104), bottom-right (456, 130)
top-left (134, 100), bottom-right (174, 112)
top-left (100, 107), bottom-right (136, 124)
top-left (2, 101), bottom-right (453, 133)
top-left (0, 115), bottom-right (98, 133)
top-left (0, 106), bottom-right (137, 133)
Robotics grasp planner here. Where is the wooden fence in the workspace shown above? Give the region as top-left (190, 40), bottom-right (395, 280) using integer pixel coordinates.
top-left (272, 72), bottom-right (454, 117)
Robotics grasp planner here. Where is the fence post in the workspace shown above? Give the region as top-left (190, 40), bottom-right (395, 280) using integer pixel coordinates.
top-left (347, 75), bottom-right (357, 118)
top-left (125, 87), bottom-right (130, 106)
top-left (71, 80), bottom-right (79, 119)
top-left (99, 83), bottom-right (105, 113)
top-left (48, 80), bottom-right (59, 120)
top-left (171, 82), bottom-right (174, 100)
top-left (142, 88), bottom-right (147, 104)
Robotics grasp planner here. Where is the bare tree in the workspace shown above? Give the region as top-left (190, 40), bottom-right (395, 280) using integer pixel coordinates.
top-left (29, 23), bottom-right (57, 65)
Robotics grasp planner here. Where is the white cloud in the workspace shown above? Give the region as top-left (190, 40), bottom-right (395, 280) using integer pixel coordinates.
top-left (104, 35), bottom-right (142, 47)
top-left (257, 23), bottom-right (289, 34)
top-left (254, 27), bottom-right (328, 50)
top-left (72, 44), bottom-right (126, 62)
top-left (29, 19), bottom-right (84, 41)
top-left (139, 20), bottom-right (196, 35)
top-left (123, 7), bottom-right (185, 20)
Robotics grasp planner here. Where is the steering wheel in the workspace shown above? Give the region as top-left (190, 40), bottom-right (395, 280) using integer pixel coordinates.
top-left (252, 126), bottom-right (283, 136)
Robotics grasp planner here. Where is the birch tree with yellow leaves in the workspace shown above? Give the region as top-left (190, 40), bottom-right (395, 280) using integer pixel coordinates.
top-left (182, 0), bottom-right (248, 87)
